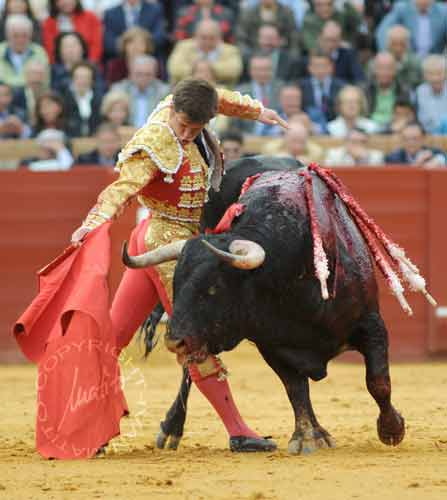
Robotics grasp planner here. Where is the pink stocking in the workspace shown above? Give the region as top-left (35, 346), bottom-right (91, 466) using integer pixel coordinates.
top-left (189, 363), bottom-right (260, 438)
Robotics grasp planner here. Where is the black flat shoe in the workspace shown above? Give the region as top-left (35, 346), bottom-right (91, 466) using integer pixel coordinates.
top-left (229, 436), bottom-right (277, 453)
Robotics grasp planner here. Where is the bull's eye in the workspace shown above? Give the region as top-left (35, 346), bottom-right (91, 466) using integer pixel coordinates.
top-left (208, 286), bottom-right (217, 296)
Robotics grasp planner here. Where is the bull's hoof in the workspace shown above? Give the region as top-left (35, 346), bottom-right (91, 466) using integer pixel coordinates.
top-left (156, 427), bottom-right (182, 450)
top-left (377, 410), bottom-right (405, 446)
top-left (229, 436), bottom-right (277, 453)
top-left (288, 427), bottom-right (335, 455)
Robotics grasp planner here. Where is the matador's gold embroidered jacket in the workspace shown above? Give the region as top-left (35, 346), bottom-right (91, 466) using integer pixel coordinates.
top-left (81, 88), bottom-right (262, 301)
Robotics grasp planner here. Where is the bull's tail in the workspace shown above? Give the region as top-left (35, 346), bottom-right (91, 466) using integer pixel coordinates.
top-left (304, 163), bottom-right (436, 315)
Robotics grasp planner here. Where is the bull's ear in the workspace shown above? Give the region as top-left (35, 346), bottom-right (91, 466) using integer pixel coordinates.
top-left (201, 239), bottom-right (265, 270)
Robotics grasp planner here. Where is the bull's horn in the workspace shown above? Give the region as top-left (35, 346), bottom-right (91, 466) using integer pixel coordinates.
top-left (122, 239), bottom-right (187, 268)
top-left (202, 239), bottom-right (265, 270)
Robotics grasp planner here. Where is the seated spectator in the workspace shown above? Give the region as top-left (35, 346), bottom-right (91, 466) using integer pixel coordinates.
top-left (174, 0), bottom-right (235, 43)
top-left (385, 122), bottom-right (447, 167)
top-left (264, 84), bottom-right (303, 136)
top-left (42, 0), bottom-right (103, 64)
top-left (22, 128), bottom-right (74, 171)
top-left (415, 55), bottom-right (447, 133)
top-left (112, 55), bottom-right (169, 128)
top-left (220, 129), bottom-right (244, 166)
top-left (51, 32), bottom-right (106, 95)
top-left (301, 0), bottom-right (362, 52)
top-left (32, 90), bottom-right (67, 136)
top-left (63, 61), bottom-right (103, 138)
top-left (376, 0), bottom-right (447, 57)
top-left (0, 80), bottom-right (30, 138)
top-left (324, 127), bottom-right (384, 166)
top-left (327, 85), bottom-right (380, 137)
top-left (241, 23), bottom-right (301, 82)
top-left (103, 0), bottom-right (166, 60)
top-left (264, 119), bottom-right (325, 165)
top-left (382, 25), bottom-right (422, 89)
top-left (236, 0), bottom-right (298, 55)
top-left (100, 89), bottom-right (131, 128)
top-left (385, 98), bottom-right (417, 134)
top-left (167, 19), bottom-right (242, 87)
top-left (76, 122), bottom-right (121, 167)
top-left (242, 0), bottom-right (309, 29)
top-left (365, 52), bottom-right (412, 130)
top-left (299, 49), bottom-right (345, 134)
top-left (317, 20), bottom-right (364, 84)
top-left (105, 26), bottom-right (156, 85)
top-left (12, 59), bottom-right (49, 126)
top-left (0, 0), bottom-right (41, 43)
top-left (231, 52), bottom-right (283, 135)
top-left (0, 14), bottom-right (48, 89)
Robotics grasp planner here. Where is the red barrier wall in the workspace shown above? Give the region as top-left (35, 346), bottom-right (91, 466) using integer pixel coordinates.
top-left (1, 167), bottom-right (446, 362)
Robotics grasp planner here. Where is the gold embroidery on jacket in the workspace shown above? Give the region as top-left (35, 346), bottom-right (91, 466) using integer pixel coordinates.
top-left (178, 191), bottom-right (206, 208)
top-left (179, 174), bottom-right (205, 192)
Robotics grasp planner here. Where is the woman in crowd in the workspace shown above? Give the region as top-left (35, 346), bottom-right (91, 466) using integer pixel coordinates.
top-left (42, 0), bottom-right (103, 64)
top-left (51, 31), bottom-right (106, 95)
top-left (105, 26), bottom-right (156, 84)
top-left (0, 0), bottom-right (40, 41)
top-left (100, 89), bottom-right (131, 129)
top-left (327, 85), bottom-right (381, 137)
top-left (32, 90), bottom-right (68, 136)
top-left (63, 61), bottom-right (103, 137)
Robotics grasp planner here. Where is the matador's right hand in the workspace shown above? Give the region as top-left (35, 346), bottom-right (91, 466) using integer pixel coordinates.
top-left (71, 226), bottom-right (91, 246)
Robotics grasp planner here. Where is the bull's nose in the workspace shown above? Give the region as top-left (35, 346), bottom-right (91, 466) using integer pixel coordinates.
top-left (165, 336), bottom-right (186, 354)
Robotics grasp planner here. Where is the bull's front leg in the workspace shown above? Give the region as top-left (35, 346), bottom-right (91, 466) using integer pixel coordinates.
top-left (257, 345), bottom-right (335, 455)
top-left (354, 312), bottom-right (405, 446)
top-left (156, 367), bottom-right (192, 450)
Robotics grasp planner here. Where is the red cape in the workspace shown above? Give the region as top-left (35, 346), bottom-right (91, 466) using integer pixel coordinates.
top-left (14, 223), bottom-right (128, 459)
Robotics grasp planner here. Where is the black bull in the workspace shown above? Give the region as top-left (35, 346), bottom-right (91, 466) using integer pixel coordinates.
top-left (123, 157), bottom-right (407, 455)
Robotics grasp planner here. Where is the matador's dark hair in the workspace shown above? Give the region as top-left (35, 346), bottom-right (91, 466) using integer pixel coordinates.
top-left (172, 78), bottom-right (218, 124)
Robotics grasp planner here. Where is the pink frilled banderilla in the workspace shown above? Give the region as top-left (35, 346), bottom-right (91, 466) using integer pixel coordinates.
top-left (303, 163), bottom-right (436, 315)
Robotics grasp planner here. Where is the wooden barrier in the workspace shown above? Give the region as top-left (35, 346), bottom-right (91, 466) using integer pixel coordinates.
top-left (1, 134), bottom-right (447, 167)
top-left (0, 167), bottom-right (446, 363)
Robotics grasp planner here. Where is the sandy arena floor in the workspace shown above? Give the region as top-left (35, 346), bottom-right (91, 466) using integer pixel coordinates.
top-left (1, 340), bottom-right (446, 500)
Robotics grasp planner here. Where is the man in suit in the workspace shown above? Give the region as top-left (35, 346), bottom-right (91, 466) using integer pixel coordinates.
top-left (76, 122), bottom-right (121, 167)
top-left (376, 0), bottom-right (447, 56)
top-left (167, 19), bottom-right (242, 86)
top-left (103, 0), bottom-right (167, 60)
top-left (111, 55), bottom-right (170, 128)
top-left (301, 0), bottom-right (362, 53)
top-left (299, 49), bottom-right (345, 134)
top-left (317, 20), bottom-right (365, 84)
top-left (385, 122), bottom-right (447, 166)
top-left (240, 23), bottom-right (302, 83)
top-left (236, 0), bottom-right (298, 55)
top-left (231, 52), bottom-right (283, 135)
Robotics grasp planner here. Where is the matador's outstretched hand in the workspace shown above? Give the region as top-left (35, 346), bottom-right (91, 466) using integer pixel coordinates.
top-left (258, 108), bottom-right (289, 130)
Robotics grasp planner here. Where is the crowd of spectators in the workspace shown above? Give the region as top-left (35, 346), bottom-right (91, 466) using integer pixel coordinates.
top-left (0, 0), bottom-right (446, 170)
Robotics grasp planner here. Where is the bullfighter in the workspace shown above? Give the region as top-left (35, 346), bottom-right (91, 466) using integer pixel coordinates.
top-left (70, 78), bottom-right (288, 452)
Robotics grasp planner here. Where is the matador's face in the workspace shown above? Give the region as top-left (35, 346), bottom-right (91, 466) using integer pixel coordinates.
top-left (168, 107), bottom-right (207, 147)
